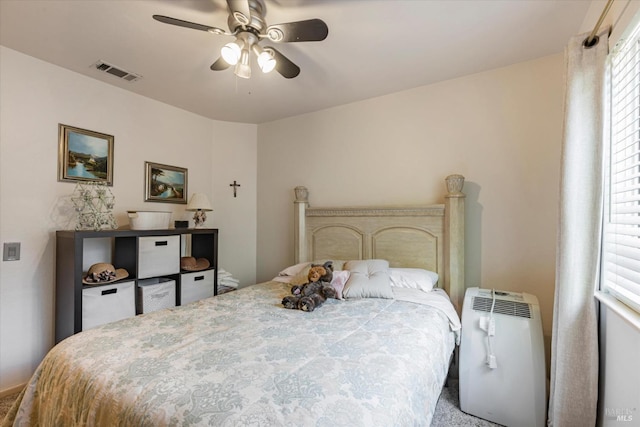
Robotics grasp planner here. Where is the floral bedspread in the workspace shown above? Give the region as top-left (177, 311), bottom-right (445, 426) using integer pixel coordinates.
top-left (4, 281), bottom-right (456, 427)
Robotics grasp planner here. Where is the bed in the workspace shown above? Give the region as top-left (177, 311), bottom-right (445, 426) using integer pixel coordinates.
top-left (3, 174), bottom-right (466, 427)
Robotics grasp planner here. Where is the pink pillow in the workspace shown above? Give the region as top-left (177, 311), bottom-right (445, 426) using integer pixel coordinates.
top-left (331, 271), bottom-right (350, 300)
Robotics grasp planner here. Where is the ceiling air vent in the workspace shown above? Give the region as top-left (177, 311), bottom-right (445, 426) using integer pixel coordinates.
top-left (92, 61), bottom-right (141, 82)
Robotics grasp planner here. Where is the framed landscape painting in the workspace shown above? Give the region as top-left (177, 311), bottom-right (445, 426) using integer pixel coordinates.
top-left (145, 161), bottom-right (188, 204)
top-left (58, 124), bottom-right (114, 186)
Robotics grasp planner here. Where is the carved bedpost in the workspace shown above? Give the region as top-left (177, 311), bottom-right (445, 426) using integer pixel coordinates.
top-left (444, 174), bottom-right (465, 315)
top-left (294, 186), bottom-right (309, 264)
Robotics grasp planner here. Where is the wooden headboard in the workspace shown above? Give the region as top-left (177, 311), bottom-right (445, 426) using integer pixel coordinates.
top-left (293, 174), bottom-right (466, 313)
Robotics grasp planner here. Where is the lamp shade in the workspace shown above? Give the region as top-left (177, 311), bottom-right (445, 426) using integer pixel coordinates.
top-left (221, 40), bottom-right (242, 65)
top-left (186, 193), bottom-right (213, 211)
top-left (257, 51), bottom-right (276, 73)
top-left (253, 45), bottom-right (276, 74)
top-left (234, 49), bottom-right (251, 79)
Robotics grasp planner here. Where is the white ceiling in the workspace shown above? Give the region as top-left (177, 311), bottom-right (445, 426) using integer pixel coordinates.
top-left (0, 0), bottom-right (591, 124)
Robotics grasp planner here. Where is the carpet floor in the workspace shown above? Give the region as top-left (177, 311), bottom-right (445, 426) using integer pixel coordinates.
top-left (432, 380), bottom-right (502, 427)
top-left (1, 381), bottom-right (500, 426)
top-left (0, 391), bottom-right (20, 422)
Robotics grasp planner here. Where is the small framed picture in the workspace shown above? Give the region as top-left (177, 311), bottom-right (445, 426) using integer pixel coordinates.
top-left (58, 124), bottom-right (114, 185)
top-left (145, 161), bottom-right (188, 204)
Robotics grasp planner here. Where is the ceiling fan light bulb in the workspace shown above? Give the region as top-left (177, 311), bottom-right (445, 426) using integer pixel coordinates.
top-left (234, 62), bottom-right (251, 79)
top-left (258, 52), bottom-right (276, 73)
top-left (234, 49), bottom-right (251, 79)
top-left (221, 42), bottom-right (241, 65)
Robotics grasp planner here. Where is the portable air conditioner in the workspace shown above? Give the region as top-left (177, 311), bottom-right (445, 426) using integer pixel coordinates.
top-left (459, 287), bottom-right (546, 427)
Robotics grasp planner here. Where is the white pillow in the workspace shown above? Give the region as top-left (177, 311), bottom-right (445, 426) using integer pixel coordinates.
top-left (277, 262), bottom-right (311, 277)
top-left (389, 268), bottom-right (438, 292)
top-left (277, 260), bottom-right (346, 277)
top-left (275, 260), bottom-right (345, 285)
top-left (272, 275), bottom-right (297, 284)
top-left (342, 260), bottom-right (394, 299)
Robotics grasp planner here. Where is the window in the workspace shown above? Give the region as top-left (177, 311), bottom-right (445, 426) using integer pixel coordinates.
top-left (602, 21), bottom-right (640, 314)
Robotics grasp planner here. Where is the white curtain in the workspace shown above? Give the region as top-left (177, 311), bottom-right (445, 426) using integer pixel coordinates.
top-left (548, 28), bottom-right (609, 427)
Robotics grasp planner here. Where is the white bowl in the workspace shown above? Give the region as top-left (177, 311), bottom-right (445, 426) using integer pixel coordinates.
top-left (127, 211), bottom-right (172, 230)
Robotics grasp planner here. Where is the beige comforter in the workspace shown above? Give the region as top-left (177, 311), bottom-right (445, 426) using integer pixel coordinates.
top-left (3, 281), bottom-right (457, 426)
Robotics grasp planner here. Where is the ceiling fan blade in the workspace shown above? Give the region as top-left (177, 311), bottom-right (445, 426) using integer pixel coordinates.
top-left (265, 47), bottom-right (300, 79)
top-left (153, 15), bottom-right (226, 35)
top-left (210, 57), bottom-right (231, 71)
top-left (266, 19), bottom-right (328, 43)
top-left (226, 0), bottom-right (252, 26)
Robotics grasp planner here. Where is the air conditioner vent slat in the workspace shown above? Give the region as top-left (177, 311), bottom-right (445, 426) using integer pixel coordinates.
top-left (472, 296), bottom-right (531, 318)
top-left (92, 60), bottom-right (141, 82)
top-left (106, 67), bottom-right (128, 78)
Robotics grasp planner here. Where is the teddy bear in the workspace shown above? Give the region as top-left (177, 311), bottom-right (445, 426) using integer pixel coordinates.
top-left (292, 261), bottom-right (333, 292)
top-left (282, 261), bottom-right (337, 312)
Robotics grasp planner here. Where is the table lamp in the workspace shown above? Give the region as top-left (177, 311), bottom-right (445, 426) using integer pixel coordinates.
top-left (186, 193), bottom-right (213, 228)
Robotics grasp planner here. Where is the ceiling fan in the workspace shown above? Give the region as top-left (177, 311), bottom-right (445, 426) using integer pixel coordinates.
top-left (153, 0), bottom-right (328, 79)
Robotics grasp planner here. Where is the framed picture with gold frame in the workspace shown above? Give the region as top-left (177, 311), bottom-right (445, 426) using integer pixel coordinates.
top-left (58, 124), bottom-right (114, 186)
top-left (144, 161), bottom-right (188, 204)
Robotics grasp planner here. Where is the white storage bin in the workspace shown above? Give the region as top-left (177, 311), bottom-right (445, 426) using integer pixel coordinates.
top-left (82, 280), bottom-right (135, 331)
top-left (138, 235), bottom-right (180, 279)
top-left (181, 269), bottom-right (215, 305)
top-left (127, 211), bottom-right (171, 230)
top-left (138, 277), bottom-right (176, 313)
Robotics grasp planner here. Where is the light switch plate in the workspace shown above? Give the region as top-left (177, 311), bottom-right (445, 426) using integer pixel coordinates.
top-left (3, 242), bottom-right (20, 261)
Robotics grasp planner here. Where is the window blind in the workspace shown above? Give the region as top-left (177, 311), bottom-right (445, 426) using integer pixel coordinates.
top-left (603, 22), bottom-right (640, 313)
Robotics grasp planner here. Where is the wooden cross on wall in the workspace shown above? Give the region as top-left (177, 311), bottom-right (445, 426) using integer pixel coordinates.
top-left (230, 180), bottom-right (241, 197)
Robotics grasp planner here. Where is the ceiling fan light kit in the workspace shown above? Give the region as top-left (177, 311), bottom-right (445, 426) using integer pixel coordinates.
top-left (235, 49), bottom-right (252, 79)
top-left (254, 45), bottom-right (276, 73)
top-left (221, 40), bottom-right (243, 65)
top-left (153, 0), bottom-right (328, 80)
top-left (220, 31), bottom-right (274, 78)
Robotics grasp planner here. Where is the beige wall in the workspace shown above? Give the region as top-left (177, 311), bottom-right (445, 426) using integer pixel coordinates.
top-left (210, 120), bottom-right (257, 286)
top-left (0, 46), bottom-right (257, 392)
top-left (0, 42), bottom-right (567, 395)
top-left (257, 53), bottom-right (564, 345)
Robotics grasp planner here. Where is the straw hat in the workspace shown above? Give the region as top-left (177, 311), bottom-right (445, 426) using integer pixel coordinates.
top-left (83, 263), bottom-right (129, 285)
top-left (180, 256), bottom-right (210, 271)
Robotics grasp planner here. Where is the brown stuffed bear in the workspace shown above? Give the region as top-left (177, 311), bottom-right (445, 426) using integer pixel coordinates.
top-left (306, 261), bottom-right (333, 284)
top-left (282, 261), bottom-right (337, 312)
